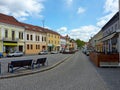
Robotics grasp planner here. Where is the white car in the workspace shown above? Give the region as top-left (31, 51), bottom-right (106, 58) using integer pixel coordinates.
top-left (7, 51), bottom-right (24, 57)
top-left (51, 51), bottom-right (58, 54)
top-left (38, 50), bottom-right (48, 55)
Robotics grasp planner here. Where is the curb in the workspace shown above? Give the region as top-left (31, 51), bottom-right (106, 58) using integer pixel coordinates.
top-left (0, 54), bottom-right (74, 79)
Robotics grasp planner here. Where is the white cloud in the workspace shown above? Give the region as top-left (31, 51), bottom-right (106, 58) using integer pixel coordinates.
top-left (97, 0), bottom-right (118, 27)
top-left (69, 25), bottom-right (100, 41)
top-left (77, 7), bottom-right (85, 14)
top-left (0, 0), bottom-right (44, 21)
top-left (58, 0), bottom-right (119, 42)
top-left (104, 0), bottom-right (118, 13)
top-left (58, 25), bottom-right (99, 42)
top-left (66, 0), bottom-right (73, 7)
top-left (57, 27), bottom-right (68, 35)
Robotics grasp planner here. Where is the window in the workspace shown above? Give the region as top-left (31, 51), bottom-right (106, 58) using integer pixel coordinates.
top-left (27, 34), bottom-right (29, 40)
top-left (36, 45), bottom-right (38, 49)
top-left (27, 44), bottom-right (29, 50)
top-left (19, 32), bottom-right (23, 39)
top-left (38, 45), bottom-right (40, 49)
top-left (38, 36), bottom-right (40, 41)
top-left (5, 29), bottom-right (8, 38)
top-left (30, 35), bottom-right (33, 40)
top-left (115, 24), bottom-right (117, 30)
top-left (42, 36), bottom-right (43, 41)
top-left (31, 45), bottom-right (33, 49)
top-left (12, 31), bottom-right (15, 40)
top-left (44, 37), bottom-right (46, 41)
top-left (36, 35), bottom-right (37, 41)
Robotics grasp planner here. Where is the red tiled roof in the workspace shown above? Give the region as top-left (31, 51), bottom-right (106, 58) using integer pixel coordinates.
top-left (60, 35), bottom-right (66, 39)
top-left (0, 13), bottom-right (60, 35)
top-left (20, 22), bottom-right (45, 33)
top-left (44, 28), bottom-right (60, 35)
top-left (0, 13), bottom-right (22, 27)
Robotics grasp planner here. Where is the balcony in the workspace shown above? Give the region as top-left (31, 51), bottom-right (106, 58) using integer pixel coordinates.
top-left (2, 37), bottom-right (19, 42)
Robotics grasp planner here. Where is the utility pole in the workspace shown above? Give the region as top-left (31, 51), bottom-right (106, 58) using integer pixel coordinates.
top-left (42, 20), bottom-right (45, 29)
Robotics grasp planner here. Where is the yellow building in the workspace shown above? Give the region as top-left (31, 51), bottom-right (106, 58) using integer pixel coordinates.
top-left (44, 28), bottom-right (60, 51)
top-left (0, 13), bottom-right (25, 55)
top-left (21, 23), bottom-right (47, 55)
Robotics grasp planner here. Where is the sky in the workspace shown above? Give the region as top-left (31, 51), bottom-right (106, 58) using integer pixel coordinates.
top-left (0, 0), bottom-right (119, 42)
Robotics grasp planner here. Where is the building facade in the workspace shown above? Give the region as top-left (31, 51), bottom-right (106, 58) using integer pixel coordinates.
top-left (60, 36), bottom-right (66, 51)
top-left (21, 23), bottom-right (47, 55)
top-left (44, 28), bottom-right (60, 52)
top-left (101, 12), bottom-right (119, 54)
top-left (0, 13), bottom-right (25, 55)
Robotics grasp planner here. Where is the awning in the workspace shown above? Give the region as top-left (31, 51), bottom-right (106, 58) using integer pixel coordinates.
top-left (3, 43), bottom-right (17, 46)
top-left (102, 33), bottom-right (116, 41)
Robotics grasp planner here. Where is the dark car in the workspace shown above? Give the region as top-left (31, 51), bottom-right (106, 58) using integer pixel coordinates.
top-left (0, 52), bottom-right (3, 58)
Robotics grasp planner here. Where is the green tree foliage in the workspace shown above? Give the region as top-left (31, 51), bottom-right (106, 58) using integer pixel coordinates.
top-left (75, 39), bottom-right (85, 48)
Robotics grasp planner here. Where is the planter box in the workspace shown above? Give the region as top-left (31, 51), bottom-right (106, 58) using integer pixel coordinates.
top-left (89, 52), bottom-right (119, 67)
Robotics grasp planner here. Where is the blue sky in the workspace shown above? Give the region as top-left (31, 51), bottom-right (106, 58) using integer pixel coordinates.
top-left (0, 0), bottom-right (119, 41)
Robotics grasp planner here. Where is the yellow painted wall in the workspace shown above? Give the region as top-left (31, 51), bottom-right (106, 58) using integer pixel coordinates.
top-left (25, 43), bottom-right (46, 54)
top-left (47, 33), bottom-right (60, 50)
top-left (25, 30), bottom-right (47, 54)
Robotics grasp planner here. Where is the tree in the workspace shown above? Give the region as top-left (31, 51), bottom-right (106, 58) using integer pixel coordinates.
top-left (75, 39), bottom-right (85, 48)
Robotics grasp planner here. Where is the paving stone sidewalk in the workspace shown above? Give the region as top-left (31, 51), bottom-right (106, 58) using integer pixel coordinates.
top-left (0, 54), bottom-right (72, 79)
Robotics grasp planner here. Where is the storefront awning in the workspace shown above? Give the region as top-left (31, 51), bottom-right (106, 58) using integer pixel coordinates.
top-left (3, 43), bottom-right (17, 46)
top-left (102, 33), bottom-right (116, 41)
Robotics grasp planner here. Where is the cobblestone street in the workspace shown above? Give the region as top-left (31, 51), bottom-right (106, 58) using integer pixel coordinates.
top-left (0, 51), bottom-right (109, 90)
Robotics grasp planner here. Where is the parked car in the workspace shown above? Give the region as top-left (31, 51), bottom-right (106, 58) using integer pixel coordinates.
top-left (51, 51), bottom-right (58, 54)
top-left (38, 50), bottom-right (48, 55)
top-left (7, 51), bottom-right (24, 57)
top-left (0, 52), bottom-right (3, 58)
top-left (85, 50), bottom-right (92, 56)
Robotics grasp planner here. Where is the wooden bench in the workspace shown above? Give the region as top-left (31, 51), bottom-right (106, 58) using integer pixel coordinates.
top-left (33, 58), bottom-right (47, 68)
top-left (8, 59), bottom-right (33, 73)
